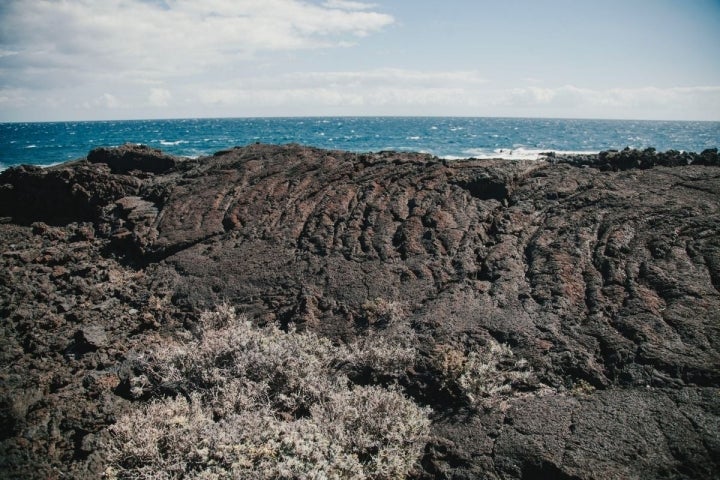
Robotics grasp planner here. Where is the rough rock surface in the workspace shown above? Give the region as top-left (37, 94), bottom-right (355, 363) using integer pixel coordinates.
top-left (0, 144), bottom-right (718, 479)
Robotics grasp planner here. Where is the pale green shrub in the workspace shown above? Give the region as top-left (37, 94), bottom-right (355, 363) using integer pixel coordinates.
top-left (104, 305), bottom-right (431, 479)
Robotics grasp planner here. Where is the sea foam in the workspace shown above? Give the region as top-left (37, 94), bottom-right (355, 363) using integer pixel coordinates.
top-left (454, 147), bottom-right (599, 161)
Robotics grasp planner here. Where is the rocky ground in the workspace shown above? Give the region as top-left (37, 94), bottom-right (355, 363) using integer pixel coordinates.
top-left (0, 143), bottom-right (719, 479)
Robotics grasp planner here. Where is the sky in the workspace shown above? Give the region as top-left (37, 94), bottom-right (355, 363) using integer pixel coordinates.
top-left (1, 0), bottom-right (719, 122)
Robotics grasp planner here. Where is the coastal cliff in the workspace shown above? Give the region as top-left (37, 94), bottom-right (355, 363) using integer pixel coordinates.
top-left (1, 144), bottom-right (719, 478)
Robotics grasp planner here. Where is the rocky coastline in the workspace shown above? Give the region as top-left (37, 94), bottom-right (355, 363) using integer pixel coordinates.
top-left (1, 144), bottom-right (719, 479)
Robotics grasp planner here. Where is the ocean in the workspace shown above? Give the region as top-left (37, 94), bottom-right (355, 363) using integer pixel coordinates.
top-left (1, 117), bottom-right (719, 171)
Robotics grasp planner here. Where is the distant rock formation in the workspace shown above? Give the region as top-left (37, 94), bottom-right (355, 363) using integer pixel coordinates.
top-left (87, 143), bottom-right (179, 174)
top-left (546, 146), bottom-right (720, 169)
top-left (1, 144), bottom-right (718, 479)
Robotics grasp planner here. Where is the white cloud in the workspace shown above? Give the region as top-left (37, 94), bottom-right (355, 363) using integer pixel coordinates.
top-left (497, 85), bottom-right (720, 119)
top-left (189, 76), bottom-right (720, 120)
top-left (0, 0), bottom-right (394, 85)
top-left (83, 93), bottom-right (121, 109)
top-left (0, 0), bottom-right (396, 120)
top-left (286, 68), bottom-right (487, 87)
top-left (323, 0), bottom-right (377, 10)
top-left (149, 88), bottom-right (172, 107)
top-left (198, 85), bottom-right (466, 108)
top-left (195, 68), bottom-right (485, 110)
top-left (0, 88), bottom-right (28, 106)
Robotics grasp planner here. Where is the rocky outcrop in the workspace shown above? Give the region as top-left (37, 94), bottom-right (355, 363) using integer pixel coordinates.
top-left (87, 143), bottom-right (179, 174)
top-left (547, 146), bottom-right (720, 170)
top-left (0, 144), bottom-right (718, 479)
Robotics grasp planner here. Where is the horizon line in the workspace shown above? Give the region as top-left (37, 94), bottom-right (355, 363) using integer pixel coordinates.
top-left (2, 114), bottom-right (720, 125)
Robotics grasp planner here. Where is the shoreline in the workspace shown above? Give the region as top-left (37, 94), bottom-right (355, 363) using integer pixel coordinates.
top-left (2, 144), bottom-right (719, 174)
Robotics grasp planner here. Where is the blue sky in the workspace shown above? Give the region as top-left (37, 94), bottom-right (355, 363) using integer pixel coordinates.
top-left (1, 0), bottom-right (719, 121)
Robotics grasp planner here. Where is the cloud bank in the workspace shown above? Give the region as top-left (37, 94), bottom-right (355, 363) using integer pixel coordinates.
top-left (0, 0), bottom-right (393, 83)
top-left (169, 72), bottom-right (720, 120)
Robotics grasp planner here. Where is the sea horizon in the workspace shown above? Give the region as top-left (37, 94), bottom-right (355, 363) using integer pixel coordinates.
top-left (4, 114), bottom-right (720, 125)
top-left (2, 116), bottom-right (719, 171)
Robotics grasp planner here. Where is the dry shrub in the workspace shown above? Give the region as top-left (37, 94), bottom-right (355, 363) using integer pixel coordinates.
top-left (349, 299), bottom-right (417, 377)
top-left (103, 305), bottom-right (431, 479)
top-left (433, 338), bottom-right (535, 408)
top-left (361, 298), bottom-right (407, 328)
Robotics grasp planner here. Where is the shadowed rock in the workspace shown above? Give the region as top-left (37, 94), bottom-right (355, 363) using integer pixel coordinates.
top-left (87, 143), bottom-right (178, 174)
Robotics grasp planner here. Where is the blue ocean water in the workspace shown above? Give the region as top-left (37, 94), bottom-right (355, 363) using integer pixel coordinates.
top-left (1, 117), bottom-right (719, 170)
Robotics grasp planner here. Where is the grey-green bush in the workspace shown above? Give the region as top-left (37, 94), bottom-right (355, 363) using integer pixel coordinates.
top-left (432, 338), bottom-right (535, 408)
top-left (103, 305), bottom-right (431, 479)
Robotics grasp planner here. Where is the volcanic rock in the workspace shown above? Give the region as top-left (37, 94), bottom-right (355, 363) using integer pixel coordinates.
top-left (87, 143), bottom-right (178, 174)
top-left (0, 144), bottom-right (718, 479)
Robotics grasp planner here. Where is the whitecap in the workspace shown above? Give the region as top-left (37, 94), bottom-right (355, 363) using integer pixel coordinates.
top-left (159, 140), bottom-right (188, 146)
top-left (457, 147), bottom-right (599, 161)
top-left (24, 144), bottom-right (37, 149)
top-left (41, 161), bottom-right (64, 168)
top-left (407, 136), bottom-right (421, 140)
top-left (0, 160), bottom-right (64, 172)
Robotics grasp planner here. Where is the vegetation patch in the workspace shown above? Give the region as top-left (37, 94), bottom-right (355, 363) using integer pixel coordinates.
top-left (103, 305), bottom-right (431, 479)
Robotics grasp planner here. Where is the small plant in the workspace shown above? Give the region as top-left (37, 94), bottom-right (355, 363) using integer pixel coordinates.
top-left (349, 298), bottom-right (417, 377)
top-left (432, 338), bottom-right (535, 408)
top-left (103, 304), bottom-right (431, 479)
top-left (570, 379), bottom-right (596, 396)
top-left (361, 298), bottom-right (407, 328)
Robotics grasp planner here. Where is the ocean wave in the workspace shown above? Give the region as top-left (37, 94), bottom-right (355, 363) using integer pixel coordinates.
top-left (159, 140), bottom-right (189, 146)
top-left (456, 147), bottom-right (599, 161)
